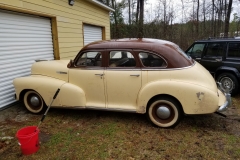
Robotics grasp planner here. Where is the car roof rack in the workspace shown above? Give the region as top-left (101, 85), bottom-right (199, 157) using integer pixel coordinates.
top-left (207, 36), bottom-right (240, 40)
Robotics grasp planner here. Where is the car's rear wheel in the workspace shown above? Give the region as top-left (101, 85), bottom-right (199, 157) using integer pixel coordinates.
top-left (23, 90), bottom-right (46, 114)
top-left (217, 73), bottom-right (239, 96)
top-left (147, 97), bottom-right (183, 128)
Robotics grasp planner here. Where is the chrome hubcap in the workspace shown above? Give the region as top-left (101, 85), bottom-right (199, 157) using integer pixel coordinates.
top-left (30, 96), bottom-right (40, 107)
top-left (221, 77), bottom-right (233, 91)
top-left (156, 106), bottom-right (171, 119)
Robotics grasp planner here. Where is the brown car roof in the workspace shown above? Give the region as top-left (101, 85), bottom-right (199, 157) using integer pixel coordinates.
top-left (81, 38), bottom-right (194, 68)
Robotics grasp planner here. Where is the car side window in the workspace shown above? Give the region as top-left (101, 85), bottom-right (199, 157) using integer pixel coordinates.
top-left (75, 51), bottom-right (102, 67)
top-left (186, 43), bottom-right (205, 58)
top-left (227, 43), bottom-right (240, 58)
top-left (139, 52), bottom-right (167, 67)
top-left (204, 43), bottom-right (225, 57)
top-left (109, 51), bottom-right (136, 67)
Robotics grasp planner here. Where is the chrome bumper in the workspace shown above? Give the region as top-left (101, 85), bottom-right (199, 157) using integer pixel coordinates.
top-left (217, 92), bottom-right (231, 112)
top-left (217, 82), bottom-right (232, 112)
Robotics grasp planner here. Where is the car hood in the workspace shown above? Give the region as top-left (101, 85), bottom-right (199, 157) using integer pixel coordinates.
top-left (31, 60), bottom-right (69, 81)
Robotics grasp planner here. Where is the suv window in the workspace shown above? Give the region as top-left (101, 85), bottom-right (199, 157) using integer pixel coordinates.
top-left (186, 43), bottom-right (205, 58)
top-left (204, 43), bottom-right (225, 57)
top-left (227, 43), bottom-right (240, 58)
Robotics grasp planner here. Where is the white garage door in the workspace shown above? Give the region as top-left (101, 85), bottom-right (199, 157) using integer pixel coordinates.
top-left (83, 24), bottom-right (102, 46)
top-left (0, 10), bottom-right (54, 109)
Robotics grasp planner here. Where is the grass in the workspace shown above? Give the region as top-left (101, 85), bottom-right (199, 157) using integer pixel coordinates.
top-left (0, 95), bottom-right (240, 160)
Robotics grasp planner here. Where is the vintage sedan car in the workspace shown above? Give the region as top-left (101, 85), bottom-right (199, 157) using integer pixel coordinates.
top-left (13, 38), bottom-right (231, 128)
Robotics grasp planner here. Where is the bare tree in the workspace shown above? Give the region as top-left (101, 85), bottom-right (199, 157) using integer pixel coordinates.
top-left (196, 0), bottom-right (199, 36)
top-left (224, 0), bottom-right (233, 37)
top-left (138, 0), bottom-right (144, 38)
top-left (128, 0), bottom-right (131, 24)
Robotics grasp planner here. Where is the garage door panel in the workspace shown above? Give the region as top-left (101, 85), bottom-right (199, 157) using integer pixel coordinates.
top-left (0, 37), bottom-right (53, 42)
top-left (0, 42), bottom-right (53, 47)
top-left (1, 71), bottom-right (31, 84)
top-left (83, 24), bottom-right (102, 46)
top-left (1, 91), bottom-right (15, 100)
top-left (2, 66), bottom-right (32, 75)
top-left (0, 10), bottom-right (54, 109)
top-left (0, 23), bottom-right (51, 31)
top-left (1, 33), bottom-right (52, 38)
top-left (0, 48), bottom-right (53, 56)
top-left (1, 89), bottom-right (15, 97)
top-left (0, 19), bottom-right (51, 28)
top-left (1, 54), bottom-right (53, 65)
top-left (0, 11), bottom-right (50, 24)
top-left (0, 45), bottom-right (53, 51)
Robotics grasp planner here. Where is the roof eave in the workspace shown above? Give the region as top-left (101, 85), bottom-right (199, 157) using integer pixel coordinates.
top-left (89, 0), bottom-right (115, 12)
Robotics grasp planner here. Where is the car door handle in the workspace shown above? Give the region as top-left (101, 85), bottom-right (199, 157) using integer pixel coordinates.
top-left (95, 74), bottom-right (104, 76)
top-left (215, 58), bottom-right (222, 62)
top-left (130, 74), bottom-right (140, 77)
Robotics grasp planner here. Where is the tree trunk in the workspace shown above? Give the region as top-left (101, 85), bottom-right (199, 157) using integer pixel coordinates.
top-left (138, 0), bottom-right (144, 38)
top-left (136, 0), bottom-right (140, 23)
top-left (111, 0), bottom-right (119, 38)
top-left (196, 0), bottom-right (199, 36)
top-left (212, 0), bottom-right (215, 36)
top-left (128, 0), bottom-right (131, 24)
top-left (224, 0), bottom-right (233, 37)
top-left (203, 0), bottom-right (206, 34)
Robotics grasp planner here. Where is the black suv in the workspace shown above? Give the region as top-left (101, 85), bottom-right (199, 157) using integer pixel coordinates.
top-left (186, 37), bottom-right (240, 95)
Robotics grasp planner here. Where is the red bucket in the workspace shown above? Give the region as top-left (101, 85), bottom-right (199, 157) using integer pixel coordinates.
top-left (16, 126), bottom-right (40, 155)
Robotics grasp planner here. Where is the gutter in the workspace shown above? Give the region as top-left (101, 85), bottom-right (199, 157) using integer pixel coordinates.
top-left (89, 0), bottom-right (115, 12)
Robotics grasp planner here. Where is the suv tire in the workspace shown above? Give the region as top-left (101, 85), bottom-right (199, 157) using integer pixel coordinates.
top-left (217, 73), bottom-right (239, 96)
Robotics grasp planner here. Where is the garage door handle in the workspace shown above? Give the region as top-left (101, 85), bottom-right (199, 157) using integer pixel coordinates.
top-left (130, 74), bottom-right (140, 77)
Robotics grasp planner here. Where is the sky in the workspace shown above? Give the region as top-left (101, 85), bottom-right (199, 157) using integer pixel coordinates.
top-left (119, 0), bottom-right (240, 23)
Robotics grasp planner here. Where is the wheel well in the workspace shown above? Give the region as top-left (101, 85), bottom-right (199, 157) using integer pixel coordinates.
top-left (215, 70), bottom-right (239, 82)
top-left (19, 89), bottom-right (31, 101)
top-left (19, 89), bottom-right (44, 102)
top-left (147, 94), bottom-right (184, 113)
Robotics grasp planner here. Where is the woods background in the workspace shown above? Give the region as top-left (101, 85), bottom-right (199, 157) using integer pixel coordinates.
top-left (97, 0), bottom-right (240, 50)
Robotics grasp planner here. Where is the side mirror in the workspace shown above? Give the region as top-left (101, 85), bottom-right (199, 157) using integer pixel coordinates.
top-left (67, 59), bottom-right (74, 68)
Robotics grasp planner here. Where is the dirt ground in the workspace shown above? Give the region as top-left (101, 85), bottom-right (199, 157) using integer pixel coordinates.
top-left (0, 96), bottom-right (240, 159)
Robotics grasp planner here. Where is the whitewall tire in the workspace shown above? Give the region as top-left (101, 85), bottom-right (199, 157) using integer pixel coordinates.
top-left (23, 90), bottom-right (45, 114)
top-left (147, 97), bottom-right (183, 128)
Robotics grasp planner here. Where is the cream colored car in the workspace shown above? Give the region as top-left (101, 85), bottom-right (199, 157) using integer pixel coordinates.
top-left (13, 38), bottom-right (231, 128)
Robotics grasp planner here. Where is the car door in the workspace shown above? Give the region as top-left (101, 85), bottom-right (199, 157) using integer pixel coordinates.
top-left (200, 42), bottom-right (226, 74)
top-left (186, 43), bottom-right (206, 63)
top-left (105, 50), bottom-right (142, 111)
top-left (68, 51), bottom-right (106, 108)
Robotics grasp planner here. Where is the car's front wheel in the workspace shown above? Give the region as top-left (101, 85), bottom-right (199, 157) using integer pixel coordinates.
top-left (217, 73), bottom-right (239, 96)
top-left (23, 90), bottom-right (46, 114)
top-left (147, 97), bottom-right (183, 128)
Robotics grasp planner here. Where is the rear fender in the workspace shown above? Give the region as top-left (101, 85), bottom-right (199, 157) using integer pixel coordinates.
top-left (137, 80), bottom-right (219, 114)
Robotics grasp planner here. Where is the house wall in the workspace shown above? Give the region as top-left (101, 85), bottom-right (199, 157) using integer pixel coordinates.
top-left (0, 0), bottom-right (111, 60)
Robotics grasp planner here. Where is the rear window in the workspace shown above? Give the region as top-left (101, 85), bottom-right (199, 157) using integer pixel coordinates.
top-left (227, 43), bottom-right (240, 58)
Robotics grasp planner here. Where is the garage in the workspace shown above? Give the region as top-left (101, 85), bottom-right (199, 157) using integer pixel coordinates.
top-left (0, 10), bottom-right (54, 109)
top-left (83, 24), bottom-right (103, 46)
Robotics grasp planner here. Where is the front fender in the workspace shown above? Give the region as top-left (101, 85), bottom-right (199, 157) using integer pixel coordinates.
top-left (216, 66), bottom-right (240, 79)
top-left (13, 75), bottom-right (86, 107)
top-left (137, 80), bottom-right (220, 114)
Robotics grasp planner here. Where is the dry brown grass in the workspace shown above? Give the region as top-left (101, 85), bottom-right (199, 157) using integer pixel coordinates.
top-left (1, 95), bottom-right (240, 160)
